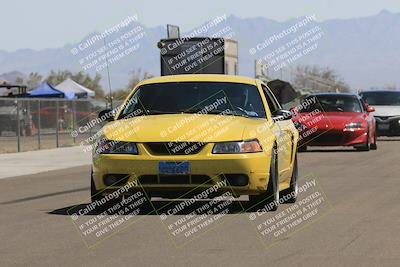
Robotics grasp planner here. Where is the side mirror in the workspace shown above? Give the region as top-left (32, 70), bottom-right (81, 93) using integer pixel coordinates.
top-left (289, 106), bottom-right (299, 116)
top-left (272, 109), bottom-right (292, 122)
top-left (366, 106), bottom-right (375, 113)
top-left (98, 109), bottom-right (114, 122)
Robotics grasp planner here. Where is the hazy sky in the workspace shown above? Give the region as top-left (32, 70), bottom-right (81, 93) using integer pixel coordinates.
top-left (1, 0), bottom-right (399, 51)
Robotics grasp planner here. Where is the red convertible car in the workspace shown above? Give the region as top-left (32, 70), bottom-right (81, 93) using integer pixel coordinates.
top-left (292, 93), bottom-right (377, 151)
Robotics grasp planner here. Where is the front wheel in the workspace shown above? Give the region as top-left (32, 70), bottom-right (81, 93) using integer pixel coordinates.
top-left (91, 173), bottom-right (123, 210)
top-left (249, 146), bottom-right (279, 211)
top-left (370, 132), bottom-right (377, 150)
top-left (91, 173), bottom-right (102, 203)
top-left (297, 145), bottom-right (307, 152)
top-left (280, 154), bottom-right (298, 203)
top-left (355, 132), bottom-right (370, 151)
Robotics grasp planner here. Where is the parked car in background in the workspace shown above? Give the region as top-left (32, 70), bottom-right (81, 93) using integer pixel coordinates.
top-left (0, 102), bottom-right (33, 136)
top-left (0, 84), bottom-right (33, 136)
top-left (360, 90), bottom-right (400, 136)
top-left (292, 93), bottom-right (377, 151)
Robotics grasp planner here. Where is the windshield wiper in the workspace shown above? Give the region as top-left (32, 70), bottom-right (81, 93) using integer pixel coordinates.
top-left (182, 108), bottom-right (251, 118)
top-left (144, 110), bottom-right (181, 115)
top-left (180, 109), bottom-right (223, 114)
top-left (118, 109), bottom-right (179, 119)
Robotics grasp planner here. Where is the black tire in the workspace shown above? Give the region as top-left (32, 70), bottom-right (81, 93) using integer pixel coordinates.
top-left (90, 174), bottom-right (102, 203)
top-left (298, 145), bottom-right (307, 152)
top-left (370, 132), bottom-right (377, 150)
top-left (355, 132), bottom-right (370, 151)
top-left (280, 154), bottom-right (298, 203)
top-left (249, 145), bottom-right (279, 212)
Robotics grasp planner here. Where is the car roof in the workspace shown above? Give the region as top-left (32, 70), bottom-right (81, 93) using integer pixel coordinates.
top-left (138, 74), bottom-right (258, 86)
top-left (307, 92), bottom-right (359, 97)
top-left (360, 90), bottom-right (400, 94)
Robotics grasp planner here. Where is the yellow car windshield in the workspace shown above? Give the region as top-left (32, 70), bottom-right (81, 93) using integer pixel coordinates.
top-left (118, 82), bottom-right (266, 119)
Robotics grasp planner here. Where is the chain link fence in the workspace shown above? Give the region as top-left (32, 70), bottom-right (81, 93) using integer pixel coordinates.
top-left (0, 98), bottom-right (105, 153)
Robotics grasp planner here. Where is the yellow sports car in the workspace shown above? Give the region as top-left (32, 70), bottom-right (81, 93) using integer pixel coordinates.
top-left (91, 74), bottom-right (299, 211)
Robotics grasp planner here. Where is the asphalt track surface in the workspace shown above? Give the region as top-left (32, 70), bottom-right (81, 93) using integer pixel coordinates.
top-left (1, 138), bottom-right (400, 266)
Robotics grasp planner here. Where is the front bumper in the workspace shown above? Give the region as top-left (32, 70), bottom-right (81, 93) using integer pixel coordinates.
top-left (375, 116), bottom-right (400, 136)
top-left (299, 128), bottom-right (367, 147)
top-left (92, 143), bottom-right (272, 197)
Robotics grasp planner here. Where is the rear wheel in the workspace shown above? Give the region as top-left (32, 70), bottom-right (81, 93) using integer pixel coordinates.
top-left (249, 145), bottom-right (279, 211)
top-left (281, 154), bottom-right (298, 203)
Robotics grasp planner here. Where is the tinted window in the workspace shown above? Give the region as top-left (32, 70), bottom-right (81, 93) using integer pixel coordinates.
top-left (301, 95), bottom-right (362, 113)
top-left (261, 84), bottom-right (280, 114)
top-left (360, 91), bottom-right (400, 106)
top-left (119, 82), bottom-right (266, 119)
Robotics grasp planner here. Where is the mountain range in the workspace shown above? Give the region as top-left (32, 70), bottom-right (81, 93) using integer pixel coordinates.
top-left (0, 10), bottom-right (399, 91)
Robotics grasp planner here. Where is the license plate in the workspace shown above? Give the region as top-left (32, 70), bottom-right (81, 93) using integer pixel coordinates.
top-left (378, 124), bottom-right (390, 130)
top-left (158, 161), bottom-right (190, 175)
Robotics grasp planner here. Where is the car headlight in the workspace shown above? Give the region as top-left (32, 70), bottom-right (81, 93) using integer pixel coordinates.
top-left (96, 139), bottom-right (138, 154)
top-left (212, 139), bottom-right (263, 154)
top-left (344, 122), bottom-right (363, 131)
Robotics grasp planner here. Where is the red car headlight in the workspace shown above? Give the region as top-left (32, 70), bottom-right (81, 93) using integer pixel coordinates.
top-left (344, 122), bottom-right (364, 131)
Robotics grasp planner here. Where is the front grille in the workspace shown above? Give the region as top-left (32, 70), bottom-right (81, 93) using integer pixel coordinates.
top-left (103, 174), bottom-right (129, 186)
top-left (160, 175), bottom-right (190, 184)
top-left (220, 174), bottom-right (249, 186)
top-left (137, 175), bottom-right (213, 185)
top-left (138, 175), bottom-right (158, 184)
top-left (191, 175), bottom-right (213, 184)
top-left (376, 120), bottom-right (400, 133)
top-left (376, 116), bottom-right (391, 121)
top-left (313, 133), bottom-right (342, 144)
top-left (145, 142), bottom-right (206, 155)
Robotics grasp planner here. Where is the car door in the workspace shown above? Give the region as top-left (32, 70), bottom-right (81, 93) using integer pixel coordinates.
top-left (261, 84), bottom-right (294, 183)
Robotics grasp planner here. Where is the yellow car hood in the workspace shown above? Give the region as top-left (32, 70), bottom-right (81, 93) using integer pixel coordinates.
top-left (102, 114), bottom-right (266, 142)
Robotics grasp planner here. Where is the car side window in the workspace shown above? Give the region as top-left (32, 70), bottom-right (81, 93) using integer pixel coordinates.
top-left (261, 84), bottom-right (280, 114)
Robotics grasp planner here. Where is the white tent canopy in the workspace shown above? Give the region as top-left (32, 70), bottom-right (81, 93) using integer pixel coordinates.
top-left (55, 78), bottom-right (95, 98)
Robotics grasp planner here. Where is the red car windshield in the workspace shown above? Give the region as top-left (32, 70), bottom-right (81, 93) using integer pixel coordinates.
top-left (301, 95), bottom-right (363, 113)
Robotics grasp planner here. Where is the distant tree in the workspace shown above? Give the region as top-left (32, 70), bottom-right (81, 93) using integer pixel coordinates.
top-left (108, 69), bottom-right (154, 103)
top-left (26, 72), bottom-right (43, 89)
top-left (91, 73), bottom-right (104, 99)
top-left (382, 84), bottom-right (397, 90)
top-left (45, 70), bottom-right (104, 99)
top-left (126, 69), bottom-right (154, 90)
top-left (44, 69), bottom-right (153, 103)
top-left (293, 65), bottom-right (350, 93)
top-left (15, 76), bottom-right (24, 85)
top-left (111, 89), bottom-right (130, 101)
top-left (46, 70), bottom-right (72, 86)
